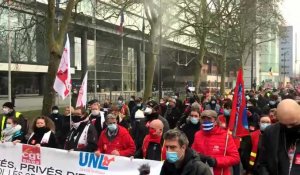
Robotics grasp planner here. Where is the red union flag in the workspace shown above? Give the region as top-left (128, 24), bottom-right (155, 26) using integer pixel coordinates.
top-left (53, 34), bottom-right (71, 100)
top-left (228, 68), bottom-right (249, 137)
top-left (76, 72), bottom-right (88, 107)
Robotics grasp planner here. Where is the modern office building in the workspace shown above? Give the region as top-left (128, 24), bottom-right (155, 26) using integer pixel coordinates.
top-left (279, 26), bottom-right (300, 85)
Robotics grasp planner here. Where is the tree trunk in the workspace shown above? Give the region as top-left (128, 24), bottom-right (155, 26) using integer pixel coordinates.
top-left (41, 51), bottom-right (61, 115)
top-left (220, 51), bottom-right (227, 95)
top-left (194, 43), bottom-right (205, 94)
top-left (143, 48), bottom-right (158, 99)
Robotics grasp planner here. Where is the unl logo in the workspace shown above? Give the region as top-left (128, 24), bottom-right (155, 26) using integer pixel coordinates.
top-left (79, 152), bottom-right (115, 170)
top-left (22, 145), bottom-right (41, 165)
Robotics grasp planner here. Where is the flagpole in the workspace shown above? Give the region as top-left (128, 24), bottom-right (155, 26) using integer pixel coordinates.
top-left (69, 92), bottom-right (72, 130)
top-left (93, 0), bottom-right (97, 99)
top-left (121, 33), bottom-right (124, 95)
top-left (7, 0), bottom-right (12, 102)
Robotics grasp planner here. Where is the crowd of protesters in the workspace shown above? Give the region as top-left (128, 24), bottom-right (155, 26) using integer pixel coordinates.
top-left (0, 87), bottom-right (300, 175)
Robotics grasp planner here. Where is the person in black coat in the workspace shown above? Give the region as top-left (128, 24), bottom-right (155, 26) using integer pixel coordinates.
top-left (160, 129), bottom-right (212, 175)
top-left (179, 108), bottom-right (201, 147)
top-left (164, 98), bottom-right (181, 129)
top-left (27, 116), bottom-right (57, 148)
top-left (258, 99), bottom-right (300, 175)
top-left (89, 101), bottom-right (106, 137)
top-left (64, 107), bottom-right (98, 152)
top-left (49, 106), bottom-right (64, 148)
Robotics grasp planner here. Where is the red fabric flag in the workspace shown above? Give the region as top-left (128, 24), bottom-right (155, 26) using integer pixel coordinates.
top-left (76, 72), bottom-right (88, 108)
top-left (228, 68), bottom-right (249, 137)
top-left (117, 9), bottom-right (124, 34)
top-left (53, 34), bottom-right (71, 100)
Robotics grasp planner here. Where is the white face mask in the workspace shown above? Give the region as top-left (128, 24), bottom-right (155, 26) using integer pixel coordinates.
top-left (144, 107), bottom-right (153, 115)
top-left (52, 110), bottom-right (59, 114)
top-left (91, 110), bottom-right (100, 116)
top-left (2, 107), bottom-right (10, 115)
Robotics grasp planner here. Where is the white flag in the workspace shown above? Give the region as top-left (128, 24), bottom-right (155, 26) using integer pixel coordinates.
top-left (76, 72), bottom-right (88, 107)
top-left (53, 34), bottom-right (71, 100)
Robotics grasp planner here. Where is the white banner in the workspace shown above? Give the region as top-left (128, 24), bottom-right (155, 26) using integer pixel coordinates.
top-left (0, 143), bottom-right (163, 175)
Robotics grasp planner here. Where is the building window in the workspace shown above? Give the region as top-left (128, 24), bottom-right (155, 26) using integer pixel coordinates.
top-left (74, 37), bottom-right (82, 70)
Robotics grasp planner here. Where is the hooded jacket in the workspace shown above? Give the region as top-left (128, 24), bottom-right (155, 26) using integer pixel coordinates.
top-left (192, 126), bottom-right (240, 175)
top-left (160, 148), bottom-right (212, 175)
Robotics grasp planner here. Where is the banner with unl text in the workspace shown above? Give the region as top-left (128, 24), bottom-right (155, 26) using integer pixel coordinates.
top-left (0, 143), bottom-right (163, 175)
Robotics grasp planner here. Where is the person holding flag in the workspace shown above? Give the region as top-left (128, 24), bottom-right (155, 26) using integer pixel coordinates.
top-left (64, 72), bottom-right (98, 152)
top-left (228, 68), bottom-right (250, 175)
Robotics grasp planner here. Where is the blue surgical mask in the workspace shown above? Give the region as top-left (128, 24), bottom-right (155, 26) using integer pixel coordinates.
top-left (202, 121), bottom-right (214, 131)
top-left (190, 117), bottom-right (199, 125)
top-left (260, 123), bottom-right (271, 131)
top-left (166, 151), bottom-right (179, 163)
top-left (107, 124), bottom-right (117, 132)
top-left (224, 109), bottom-right (230, 116)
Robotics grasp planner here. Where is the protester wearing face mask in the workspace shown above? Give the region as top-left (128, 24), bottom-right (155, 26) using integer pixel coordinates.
top-left (0, 102), bottom-right (27, 140)
top-left (49, 106), bottom-right (64, 148)
top-left (141, 119), bottom-right (166, 160)
top-left (27, 116), bottom-right (57, 148)
top-left (132, 100), bottom-right (169, 158)
top-left (64, 107), bottom-right (98, 152)
top-left (95, 113), bottom-right (135, 157)
top-left (117, 96), bottom-right (130, 118)
top-left (258, 99), bottom-right (300, 175)
top-left (160, 129), bottom-right (212, 175)
top-left (180, 108), bottom-right (201, 147)
top-left (1, 117), bottom-right (23, 143)
top-left (205, 96), bottom-right (221, 114)
top-left (88, 100), bottom-right (106, 137)
top-left (268, 95), bottom-right (279, 109)
top-left (192, 110), bottom-right (240, 175)
top-left (128, 95), bottom-right (136, 115)
top-left (218, 100), bottom-right (232, 129)
top-left (130, 97), bottom-right (144, 128)
top-left (242, 114), bottom-right (271, 175)
top-left (164, 97), bottom-right (181, 129)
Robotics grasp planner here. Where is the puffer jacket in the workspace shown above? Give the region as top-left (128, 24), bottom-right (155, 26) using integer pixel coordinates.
top-left (192, 126), bottom-right (240, 175)
top-left (97, 125), bottom-right (136, 157)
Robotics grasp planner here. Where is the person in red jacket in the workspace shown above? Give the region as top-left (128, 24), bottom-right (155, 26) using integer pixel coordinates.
top-left (142, 119), bottom-right (166, 160)
top-left (95, 113), bottom-right (136, 157)
top-left (192, 110), bottom-right (240, 175)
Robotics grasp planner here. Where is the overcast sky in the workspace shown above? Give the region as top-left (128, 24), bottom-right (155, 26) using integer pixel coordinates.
top-left (281, 0), bottom-right (300, 30)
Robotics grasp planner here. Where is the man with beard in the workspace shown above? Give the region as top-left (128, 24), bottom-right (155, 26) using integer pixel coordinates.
top-left (64, 107), bottom-right (98, 152)
top-left (133, 100), bottom-right (169, 158)
top-left (258, 99), bottom-right (300, 175)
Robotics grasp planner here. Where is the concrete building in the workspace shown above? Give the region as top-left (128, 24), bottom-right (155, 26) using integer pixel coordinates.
top-left (279, 26), bottom-right (300, 85)
top-left (0, 0), bottom-right (238, 97)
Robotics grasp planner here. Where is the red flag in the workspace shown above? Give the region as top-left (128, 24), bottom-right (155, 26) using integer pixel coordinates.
top-left (76, 72), bottom-right (88, 107)
top-left (228, 68), bottom-right (249, 137)
top-left (117, 9), bottom-right (124, 34)
top-left (53, 34), bottom-right (71, 100)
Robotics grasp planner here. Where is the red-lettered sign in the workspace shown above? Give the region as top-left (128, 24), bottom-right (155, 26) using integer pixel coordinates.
top-left (22, 145), bottom-right (41, 165)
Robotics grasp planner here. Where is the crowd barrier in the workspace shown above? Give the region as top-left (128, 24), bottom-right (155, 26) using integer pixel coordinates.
top-left (0, 143), bottom-right (163, 175)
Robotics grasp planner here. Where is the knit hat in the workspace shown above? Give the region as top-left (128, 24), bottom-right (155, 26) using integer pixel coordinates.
top-left (3, 102), bottom-right (14, 109)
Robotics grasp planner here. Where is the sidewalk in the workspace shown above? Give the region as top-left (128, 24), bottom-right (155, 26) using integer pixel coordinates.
top-left (0, 96), bottom-right (70, 112)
